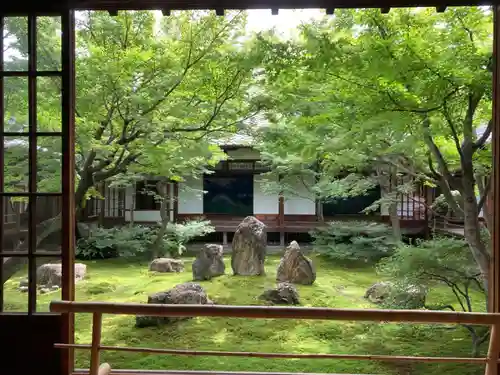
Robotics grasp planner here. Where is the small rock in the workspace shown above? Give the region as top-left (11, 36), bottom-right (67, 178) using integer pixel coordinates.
top-left (276, 241), bottom-right (316, 285)
top-left (18, 286), bottom-right (28, 293)
top-left (136, 282), bottom-right (212, 328)
top-left (37, 263), bottom-right (87, 287)
top-left (365, 282), bottom-right (426, 309)
top-left (192, 244), bottom-right (225, 281)
top-left (259, 282), bottom-right (300, 305)
top-left (19, 279), bottom-right (28, 288)
top-left (149, 258), bottom-right (184, 273)
top-left (39, 288), bottom-right (51, 294)
top-left (50, 285), bottom-right (60, 291)
top-left (231, 216), bottom-right (267, 276)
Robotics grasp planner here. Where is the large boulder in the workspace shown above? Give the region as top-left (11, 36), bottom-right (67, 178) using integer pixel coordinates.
top-left (276, 241), bottom-right (316, 285)
top-left (259, 282), bottom-right (300, 305)
top-left (231, 216), bottom-right (267, 276)
top-left (36, 263), bottom-right (87, 288)
top-left (364, 282), bottom-right (426, 309)
top-left (192, 244), bottom-right (225, 281)
top-left (149, 258), bottom-right (184, 273)
top-left (136, 282), bottom-right (212, 327)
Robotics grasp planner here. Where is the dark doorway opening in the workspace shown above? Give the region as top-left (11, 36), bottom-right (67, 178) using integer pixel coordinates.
top-left (204, 175), bottom-right (253, 215)
top-left (323, 186), bottom-right (381, 216)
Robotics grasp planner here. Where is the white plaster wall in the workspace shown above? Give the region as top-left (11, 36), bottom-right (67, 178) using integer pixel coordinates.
top-left (178, 177), bottom-right (204, 214)
top-left (253, 174), bottom-right (279, 214)
top-left (226, 148), bottom-right (261, 160)
top-left (283, 176), bottom-right (316, 215)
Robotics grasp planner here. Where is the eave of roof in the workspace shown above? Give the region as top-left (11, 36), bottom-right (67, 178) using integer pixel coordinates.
top-left (0, 0), bottom-right (495, 15)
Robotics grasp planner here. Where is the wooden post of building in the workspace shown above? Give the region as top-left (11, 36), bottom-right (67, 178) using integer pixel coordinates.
top-left (173, 182), bottom-right (179, 222)
top-left (492, 5), bottom-right (500, 315)
top-left (61, 10), bottom-right (76, 375)
top-left (98, 182), bottom-right (105, 227)
top-left (279, 194), bottom-right (285, 247)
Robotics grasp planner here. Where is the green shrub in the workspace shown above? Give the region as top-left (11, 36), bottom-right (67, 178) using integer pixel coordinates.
top-left (76, 225), bottom-right (154, 260)
top-left (311, 220), bottom-right (398, 263)
top-left (159, 219), bottom-right (215, 256)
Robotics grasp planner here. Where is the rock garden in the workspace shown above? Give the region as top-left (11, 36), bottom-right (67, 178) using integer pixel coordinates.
top-left (1, 217), bottom-right (487, 375)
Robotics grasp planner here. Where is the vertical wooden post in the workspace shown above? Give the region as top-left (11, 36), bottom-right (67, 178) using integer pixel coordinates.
top-left (486, 323), bottom-right (500, 375)
top-left (89, 313), bottom-right (103, 375)
top-left (173, 182), bottom-right (179, 222)
top-left (61, 10), bottom-right (76, 375)
top-left (492, 5), bottom-right (500, 315)
top-left (98, 182), bottom-right (105, 227)
top-left (278, 174), bottom-right (285, 246)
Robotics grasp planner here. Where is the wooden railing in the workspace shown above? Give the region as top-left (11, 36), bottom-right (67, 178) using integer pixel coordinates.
top-left (50, 301), bottom-right (500, 375)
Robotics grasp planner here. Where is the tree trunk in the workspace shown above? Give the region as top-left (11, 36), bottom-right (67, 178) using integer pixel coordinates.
top-left (151, 181), bottom-right (169, 259)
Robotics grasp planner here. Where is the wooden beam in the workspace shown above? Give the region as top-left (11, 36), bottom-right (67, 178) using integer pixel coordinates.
top-left (215, 8), bottom-right (224, 16)
top-left (271, 8), bottom-right (279, 15)
top-left (161, 9), bottom-right (171, 16)
top-left (436, 5), bottom-right (447, 11)
top-left (50, 300), bottom-right (500, 325)
top-left (326, 7), bottom-right (335, 14)
top-left (108, 10), bottom-right (118, 16)
top-left (381, 7), bottom-right (391, 13)
top-left (56, 343), bottom-right (487, 364)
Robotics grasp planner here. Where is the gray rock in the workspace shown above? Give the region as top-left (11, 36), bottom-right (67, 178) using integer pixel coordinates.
top-left (19, 279), bottom-right (28, 288)
top-left (18, 286), bottom-right (28, 293)
top-left (192, 244), bottom-right (225, 281)
top-left (50, 285), bottom-right (60, 291)
top-left (149, 258), bottom-right (184, 273)
top-left (276, 241), bottom-right (316, 285)
top-left (136, 282), bottom-right (212, 328)
top-left (231, 216), bottom-right (266, 276)
top-left (39, 288), bottom-right (51, 294)
top-left (364, 282), bottom-right (426, 309)
top-left (259, 282), bottom-right (300, 305)
top-left (36, 263), bottom-right (87, 287)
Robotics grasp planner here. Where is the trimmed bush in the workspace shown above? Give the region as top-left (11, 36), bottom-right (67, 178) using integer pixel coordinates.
top-left (311, 220), bottom-right (398, 263)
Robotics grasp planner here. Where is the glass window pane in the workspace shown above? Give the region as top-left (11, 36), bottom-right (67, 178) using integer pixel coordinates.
top-left (35, 257), bottom-right (62, 312)
top-left (37, 136), bottom-right (61, 193)
top-left (36, 16), bottom-right (61, 71)
top-left (4, 136), bottom-right (29, 193)
top-left (35, 195), bottom-right (61, 255)
top-left (2, 256), bottom-right (28, 312)
top-left (3, 17), bottom-right (28, 72)
top-left (1, 195), bottom-right (30, 313)
top-left (37, 76), bottom-right (61, 132)
top-left (4, 77), bottom-right (28, 133)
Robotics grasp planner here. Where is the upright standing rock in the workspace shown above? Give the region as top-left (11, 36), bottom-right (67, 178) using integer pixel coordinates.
top-left (231, 216), bottom-right (267, 276)
top-left (276, 241), bottom-right (316, 285)
top-left (192, 244), bottom-right (225, 281)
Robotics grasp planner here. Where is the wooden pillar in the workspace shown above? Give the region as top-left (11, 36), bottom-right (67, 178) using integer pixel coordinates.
top-left (98, 182), bottom-right (105, 227)
top-left (492, 5), bottom-right (500, 315)
top-left (173, 182), bottom-right (179, 222)
top-left (61, 10), bottom-right (76, 375)
top-left (279, 193), bottom-right (285, 247)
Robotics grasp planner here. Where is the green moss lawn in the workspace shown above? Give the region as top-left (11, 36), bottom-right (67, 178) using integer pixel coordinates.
top-left (3, 254), bottom-right (485, 375)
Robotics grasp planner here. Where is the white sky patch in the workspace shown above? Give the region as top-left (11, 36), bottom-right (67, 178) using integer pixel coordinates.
top-left (246, 9), bottom-right (324, 35)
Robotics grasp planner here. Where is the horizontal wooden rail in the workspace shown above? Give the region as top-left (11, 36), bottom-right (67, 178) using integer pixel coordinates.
top-left (50, 301), bottom-right (500, 375)
top-left (73, 370), bottom-right (375, 375)
top-left (50, 301), bottom-right (500, 325)
top-left (55, 343), bottom-right (489, 364)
